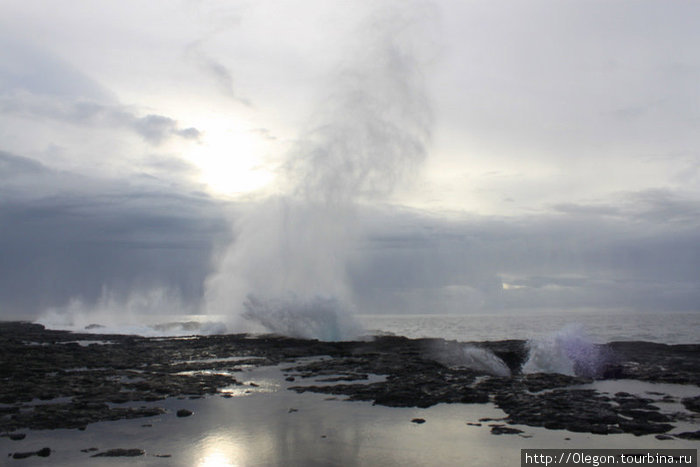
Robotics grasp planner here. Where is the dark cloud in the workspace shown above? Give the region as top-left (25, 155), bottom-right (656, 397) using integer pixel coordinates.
top-left (1, 152), bottom-right (698, 319)
top-left (553, 189), bottom-right (700, 226)
top-left (130, 114), bottom-right (201, 144)
top-left (0, 152), bottom-right (230, 318)
top-left (348, 204), bottom-right (700, 314)
top-left (0, 150), bottom-right (48, 176)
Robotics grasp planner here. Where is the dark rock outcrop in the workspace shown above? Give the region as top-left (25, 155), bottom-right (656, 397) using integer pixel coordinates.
top-left (1, 321), bottom-right (698, 438)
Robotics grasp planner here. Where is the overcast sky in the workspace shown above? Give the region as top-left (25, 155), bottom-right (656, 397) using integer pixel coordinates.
top-left (1, 0), bottom-right (699, 320)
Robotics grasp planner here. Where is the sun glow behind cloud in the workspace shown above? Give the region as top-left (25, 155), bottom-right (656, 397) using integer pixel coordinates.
top-left (182, 118), bottom-right (276, 197)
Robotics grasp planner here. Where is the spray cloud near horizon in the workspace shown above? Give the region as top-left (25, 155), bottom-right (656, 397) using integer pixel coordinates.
top-left (204, 2), bottom-right (436, 340)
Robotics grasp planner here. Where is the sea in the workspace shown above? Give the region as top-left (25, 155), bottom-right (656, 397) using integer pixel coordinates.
top-left (358, 310), bottom-right (700, 344)
top-left (38, 309), bottom-right (699, 344)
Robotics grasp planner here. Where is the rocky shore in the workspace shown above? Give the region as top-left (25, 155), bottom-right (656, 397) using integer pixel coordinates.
top-left (1, 321), bottom-right (698, 442)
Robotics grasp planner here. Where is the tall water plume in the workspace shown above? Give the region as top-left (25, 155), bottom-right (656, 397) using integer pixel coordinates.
top-left (204, 2), bottom-right (436, 340)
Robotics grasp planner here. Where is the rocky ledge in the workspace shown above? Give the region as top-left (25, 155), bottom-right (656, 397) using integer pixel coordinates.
top-left (0, 321), bottom-right (698, 438)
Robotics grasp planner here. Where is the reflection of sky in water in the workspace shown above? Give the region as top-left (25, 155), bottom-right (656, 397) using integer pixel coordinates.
top-left (2, 362), bottom-right (698, 466)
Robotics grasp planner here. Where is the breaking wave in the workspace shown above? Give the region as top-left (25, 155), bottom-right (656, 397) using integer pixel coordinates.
top-left (242, 294), bottom-right (363, 341)
top-left (522, 324), bottom-right (605, 377)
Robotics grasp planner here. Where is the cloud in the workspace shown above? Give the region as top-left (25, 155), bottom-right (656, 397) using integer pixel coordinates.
top-left (348, 202), bottom-right (700, 314)
top-left (185, 40), bottom-right (252, 106)
top-left (130, 114), bottom-right (201, 144)
top-left (2, 152), bottom-right (698, 319)
top-left (0, 30), bottom-right (112, 101)
top-left (553, 189), bottom-right (700, 226)
top-left (0, 92), bottom-right (201, 145)
top-left (0, 150), bottom-right (47, 176)
top-left (0, 152), bottom-right (230, 318)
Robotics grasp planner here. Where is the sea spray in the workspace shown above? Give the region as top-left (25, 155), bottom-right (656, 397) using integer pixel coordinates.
top-left (36, 287), bottom-right (227, 336)
top-left (431, 341), bottom-right (512, 377)
top-left (522, 324), bottom-right (605, 377)
top-left (204, 2), bottom-right (436, 340)
top-left (459, 345), bottom-right (512, 377)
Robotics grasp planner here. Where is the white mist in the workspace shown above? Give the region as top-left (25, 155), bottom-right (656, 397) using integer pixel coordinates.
top-left (204, 1), bottom-right (436, 340)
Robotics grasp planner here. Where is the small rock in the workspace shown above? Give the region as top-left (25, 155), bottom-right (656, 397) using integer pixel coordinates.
top-left (619, 421), bottom-right (673, 436)
top-left (285, 376), bottom-right (296, 382)
top-left (491, 425), bottom-right (523, 435)
top-left (12, 447), bottom-right (50, 459)
top-left (176, 409), bottom-right (193, 417)
top-left (681, 396), bottom-right (700, 413)
top-left (676, 430), bottom-right (700, 440)
top-left (655, 434), bottom-right (674, 440)
top-left (411, 418), bottom-right (426, 424)
top-left (8, 433), bottom-right (26, 441)
top-left (81, 447), bottom-right (99, 453)
top-left (92, 448), bottom-right (145, 457)
top-left (466, 422), bottom-right (482, 426)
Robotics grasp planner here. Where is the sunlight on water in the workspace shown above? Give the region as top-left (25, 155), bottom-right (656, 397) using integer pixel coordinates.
top-left (197, 435), bottom-right (244, 467)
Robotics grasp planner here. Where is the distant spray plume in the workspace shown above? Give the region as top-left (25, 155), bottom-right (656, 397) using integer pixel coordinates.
top-left (205, 2), bottom-right (436, 340)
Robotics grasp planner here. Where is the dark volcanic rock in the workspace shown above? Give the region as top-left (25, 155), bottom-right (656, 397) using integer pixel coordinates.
top-left (12, 447), bottom-right (50, 459)
top-left (176, 409), bottom-right (193, 417)
top-left (91, 448), bottom-right (145, 457)
top-left (1, 321), bottom-right (698, 438)
top-left (618, 421), bottom-right (674, 436)
top-left (411, 418), bottom-right (426, 424)
top-left (681, 395), bottom-right (700, 413)
top-left (607, 341), bottom-right (700, 385)
top-left (490, 425), bottom-right (523, 435)
top-left (676, 430), bottom-right (700, 440)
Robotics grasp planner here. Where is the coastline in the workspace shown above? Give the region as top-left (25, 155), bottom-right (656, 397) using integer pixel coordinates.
top-left (1, 321), bottom-right (698, 465)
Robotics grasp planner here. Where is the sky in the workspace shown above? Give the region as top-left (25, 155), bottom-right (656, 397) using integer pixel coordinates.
top-left (1, 0), bottom-right (699, 320)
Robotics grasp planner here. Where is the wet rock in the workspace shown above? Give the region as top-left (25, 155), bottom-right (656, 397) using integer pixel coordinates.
top-left (676, 430), bottom-right (700, 440)
top-left (681, 395), bottom-right (700, 413)
top-left (411, 418), bottom-right (425, 424)
top-left (1, 321), bottom-right (699, 438)
top-left (618, 421), bottom-right (673, 436)
top-left (91, 448), bottom-right (145, 457)
top-left (176, 409), bottom-right (193, 418)
top-left (490, 425), bottom-right (523, 435)
top-left (12, 447), bottom-right (50, 459)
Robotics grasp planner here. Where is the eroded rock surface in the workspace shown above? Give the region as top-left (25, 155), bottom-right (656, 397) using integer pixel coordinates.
top-left (1, 321), bottom-right (698, 438)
